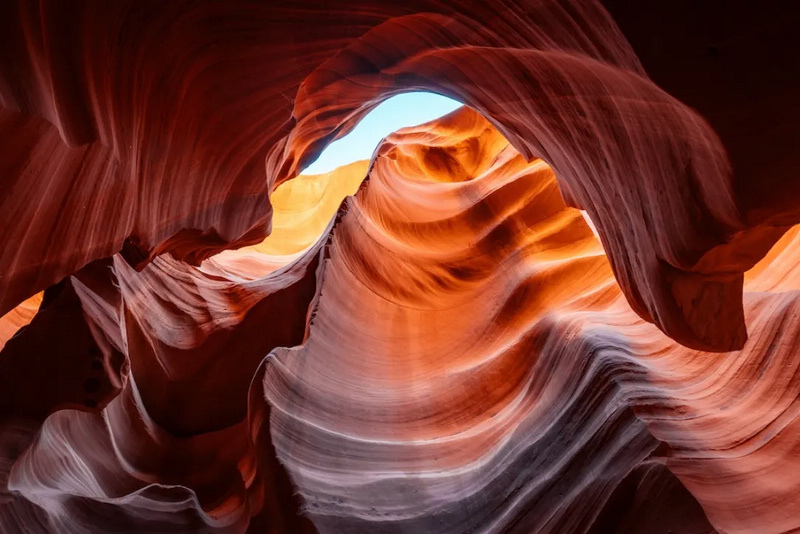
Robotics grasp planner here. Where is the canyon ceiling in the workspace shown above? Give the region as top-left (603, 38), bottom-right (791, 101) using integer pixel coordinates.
top-left (1, 1), bottom-right (799, 533)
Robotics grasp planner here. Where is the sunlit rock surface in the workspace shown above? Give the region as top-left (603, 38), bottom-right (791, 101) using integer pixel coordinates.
top-left (0, 293), bottom-right (41, 352)
top-left (205, 160), bottom-right (370, 279)
top-left (2, 1), bottom-right (800, 533)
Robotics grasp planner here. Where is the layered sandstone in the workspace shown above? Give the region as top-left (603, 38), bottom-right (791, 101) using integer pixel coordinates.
top-left (1, 1), bottom-right (799, 533)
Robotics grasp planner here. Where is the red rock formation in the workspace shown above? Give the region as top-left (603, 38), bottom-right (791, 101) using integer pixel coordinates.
top-left (1, 1), bottom-right (799, 533)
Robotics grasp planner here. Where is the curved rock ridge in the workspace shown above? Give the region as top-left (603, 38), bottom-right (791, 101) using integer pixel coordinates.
top-left (258, 107), bottom-right (720, 533)
top-left (3, 99), bottom-right (800, 533)
top-left (581, 220), bottom-right (800, 532)
top-left (0, 106), bottom-right (688, 533)
top-left (2, 0), bottom-right (797, 350)
top-left (1, 3), bottom-right (800, 530)
top-left (5, 241), bottom-right (325, 532)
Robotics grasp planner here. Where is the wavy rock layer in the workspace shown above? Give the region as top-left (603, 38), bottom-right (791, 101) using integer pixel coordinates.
top-left (2, 0), bottom-right (799, 350)
top-left (5, 107), bottom-right (798, 533)
top-left (2, 2), bottom-right (800, 533)
top-left (5, 248), bottom-right (323, 532)
top-left (265, 109), bottom-right (800, 533)
top-left (259, 108), bottom-right (721, 533)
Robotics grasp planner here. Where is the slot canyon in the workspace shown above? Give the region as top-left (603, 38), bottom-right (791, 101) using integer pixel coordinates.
top-left (1, 1), bottom-right (799, 532)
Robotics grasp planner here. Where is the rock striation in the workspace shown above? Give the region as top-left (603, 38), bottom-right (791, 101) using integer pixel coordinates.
top-left (1, 1), bottom-right (800, 533)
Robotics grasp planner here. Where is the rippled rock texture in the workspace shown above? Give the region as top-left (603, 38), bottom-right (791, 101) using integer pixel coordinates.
top-left (2, 1), bottom-right (800, 533)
